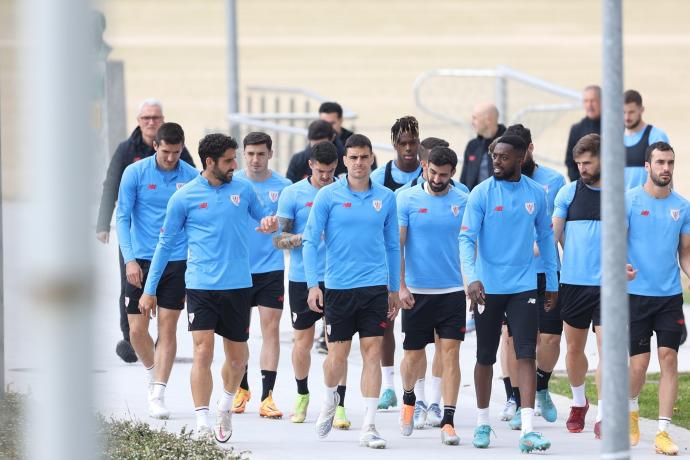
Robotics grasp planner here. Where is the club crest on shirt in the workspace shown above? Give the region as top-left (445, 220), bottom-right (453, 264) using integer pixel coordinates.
top-left (230, 194), bottom-right (241, 206)
top-left (451, 204), bottom-right (460, 217)
top-left (372, 200), bottom-right (382, 212)
top-left (525, 202), bottom-right (535, 214)
top-left (671, 209), bottom-right (680, 221)
top-left (269, 190), bottom-right (280, 203)
top-left (176, 182), bottom-right (186, 190)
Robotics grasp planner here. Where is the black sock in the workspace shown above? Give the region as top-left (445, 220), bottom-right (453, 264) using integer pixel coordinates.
top-left (512, 387), bottom-right (521, 409)
top-left (536, 368), bottom-right (552, 391)
top-left (441, 405), bottom-right (456, 427)
top-left (261, 370), bottom-right (277, 400)
top-left (337, 385), bottom-right (346, 408)
top-left (240, 365), bottom-right (249, 391)
top-left (503, 377), bottom-right (513, 400)
top-left (403, 388), bottom-right (416, 406)
top-left (296, 377), bottom-right (309, 395)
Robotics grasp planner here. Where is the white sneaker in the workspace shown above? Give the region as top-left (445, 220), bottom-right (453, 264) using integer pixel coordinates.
top-left (426, 403), bottom-right (442, 427)
top-left (148, 397), bottom-right (171, 419)
top-left (315, 392), bottom-right (340, 438)
top-left (195, 425), bottom-right (214, 442)
top-left (360, 424), bottom-right (387, 449)
top-left (214, 410), bottom-right (233, 443)
top-left (499, 398), bottom-right (517, 421)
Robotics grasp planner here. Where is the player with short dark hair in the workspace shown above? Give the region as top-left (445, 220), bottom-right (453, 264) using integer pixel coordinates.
top-left (499, 124), bottom-right (566, 430)
top-left (232, 132), bottom-right (292, 419)
top-left (273, 141), bottom-right (350, 429)
top-left (623, 89), bottom-right (669, 190)
top-left (319, 101), bottom-right (354, 144)
top-left (626, 142), bottom-right (689, 455)
top-left (139, 133), bottom-right (278, 442)
top-left (397, 146), bottom-right (468, 445)
top-left (460, 134), bottom-right (558, 453)
top-left (305, 133), bottom-right (401, 449)
top-left (116, 122), bottom-right (198, 419)
top-left (369, 116), bottom-right (423, 410)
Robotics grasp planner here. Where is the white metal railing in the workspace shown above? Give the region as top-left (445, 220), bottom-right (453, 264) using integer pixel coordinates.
top-left (413, 65), bottom-right (582, 167)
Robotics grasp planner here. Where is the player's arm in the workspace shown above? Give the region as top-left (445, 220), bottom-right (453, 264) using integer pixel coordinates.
top-left (383, 194), bottom-right (401, 318)
top-left (115, 167), bottom-right (144, 288)
top-left (303, 188), bottom-right (329, 312)
top-left (273, 217), bottom-right (301, 249)
top-left (552, 184), bottom-right (572, 249)
top-left (679, 233), bottom-right (690, 287)
top-left (247, 186), bottom-right (279, 233)
top-left (459, 189), bottom-right (484, 306)
top-left (140, 194), bottom-right (186, 317)
top-left (535, 190), bottom-right (559, 308)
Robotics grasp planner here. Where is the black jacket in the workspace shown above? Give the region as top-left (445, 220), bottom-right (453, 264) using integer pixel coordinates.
top-left (339, 127), bottom-right (354, 144)
top-left (460, 124), bottom-right (506, 191)
top-left (565, 117), bottom-right (600, 182)
top-left (96, 127), bottom-right (196, 232)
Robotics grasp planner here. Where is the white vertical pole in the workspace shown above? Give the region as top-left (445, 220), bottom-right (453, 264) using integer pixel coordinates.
top-left (601, 1), bottom-right (629, 459)
top-left (20, 0), bottom-right (96, 458)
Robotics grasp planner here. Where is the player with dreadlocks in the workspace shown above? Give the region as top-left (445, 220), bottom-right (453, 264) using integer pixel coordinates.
top-left (370, 116), bottom-right (423, 411)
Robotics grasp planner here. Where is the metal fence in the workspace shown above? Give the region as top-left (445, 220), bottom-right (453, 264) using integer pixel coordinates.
top-left (413, 65), bottom-right (582, 166)
top-left (228, 86), bottom-right (393, 174)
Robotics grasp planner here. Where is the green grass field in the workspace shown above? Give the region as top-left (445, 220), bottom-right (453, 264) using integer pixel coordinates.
top-left (550, 373), bottom-right (690, 429)
top-left (683, 290), bottom-right (689, 304)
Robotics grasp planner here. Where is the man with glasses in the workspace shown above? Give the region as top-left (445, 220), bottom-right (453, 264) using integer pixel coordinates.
top-left (96, 98), bottom-right (195, 363)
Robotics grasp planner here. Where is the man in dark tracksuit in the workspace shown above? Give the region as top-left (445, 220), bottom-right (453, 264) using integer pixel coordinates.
top-left (96, 99), bottom-right (195, 362)
top-left (564, 85), bottom-right (601, 182)
top-left (460, 103), bottom-right (505, 191)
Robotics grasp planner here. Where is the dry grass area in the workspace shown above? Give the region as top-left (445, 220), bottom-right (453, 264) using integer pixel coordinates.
top-left (1, 0), bottom-right (690, 197)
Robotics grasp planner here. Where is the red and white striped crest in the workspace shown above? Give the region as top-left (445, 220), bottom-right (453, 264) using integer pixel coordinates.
top-left (269, 190), bottom-right (279, 203)
top-left (671, 209), bottom-right (680, 221)
top-left (230, 194), bottom-right (241, 206)
top-left (525, 202), bottom-right (535, 214)
top-left (372, 200), bottom-right (382, 212)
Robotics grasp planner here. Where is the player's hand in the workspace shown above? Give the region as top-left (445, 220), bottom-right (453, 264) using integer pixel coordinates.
top-left (399, 286), bottom-right (415, 310)
top-left (139, 293), bottom-right (157, 319)
top-left (467, 281), bottom-right (486, 306)
top-left (307, 286), bottom-right (324, 313)
top-left (289, 233), bottom-right (302, 247)
top-left (626, 264), bottom-right (638, 281)
top-left (126, 260), bottom-right (144, 289)
top-left (544, 291), bottom-right (558, 312)
top-left (387, 291), bottom-right (401, 320)
top-left (96, 231), bottom-right (110, 244)
top-left (256, 216), bottom-right (279, 233)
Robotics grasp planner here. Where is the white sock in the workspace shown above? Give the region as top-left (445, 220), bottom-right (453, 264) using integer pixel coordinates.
top-left (146, 364), bottom-right (155, 383)
top-left (195, 406), bottom-right (209, 428)
top-left (323, 386), bottom-right (337, 407)
top-left (218, 390), bottom-right (234, 412)
top-left (382, 366), bottom-right (395, 390)
top-left (363, 397), bottom-right (378, 428)
top-left (658, 417), bottom-right (671, 433)
top-left (596, 400), bottom-right (603, 422)
top-left (414, 378), bottom-right (426, 404)
top-left (150, 382), bottom-right (166, 400)
top-left (629, 396), bottom-right (639, 412)
top-left (571, 384), bottom-right (586, 407)
top-left (429, 376), bottom-right (442, 405)
top-left (477, 407), bottom-right (490, 427)
top-left (521, 407), bottom-right (535, 435)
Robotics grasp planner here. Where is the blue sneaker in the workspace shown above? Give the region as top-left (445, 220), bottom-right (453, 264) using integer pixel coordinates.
top-left (509, 408), bottom-right (522, 430)
top-left (519, 431), bottom-right (551, 453)
top-left (426, 403), bottom-right (442, 427)
top-left (413, 401), bottom-right (428, 428)
top-left (536, 389), bottom-right (557, 423)
top-left (473, 424), bottom-right (493, 448)
top-left (377, 388), bottom-right (397, 410)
